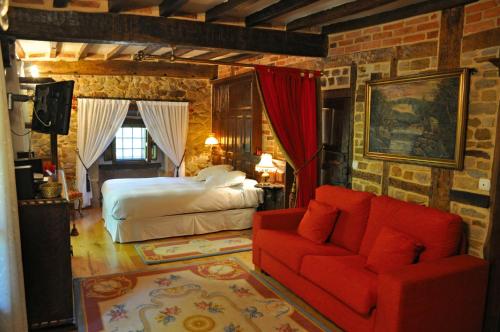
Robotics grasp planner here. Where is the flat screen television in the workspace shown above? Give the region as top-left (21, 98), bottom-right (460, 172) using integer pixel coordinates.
top-left (31, 80), bottom-right (75, 135)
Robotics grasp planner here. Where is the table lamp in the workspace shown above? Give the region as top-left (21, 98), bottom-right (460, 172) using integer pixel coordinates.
top-left (255, 153), bottom-right (277, 184)
top-left (205, 133), bottom-right (219, 165)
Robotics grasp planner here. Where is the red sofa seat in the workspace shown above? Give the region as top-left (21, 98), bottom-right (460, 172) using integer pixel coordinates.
top-left (301, 255), bottom-right (378, 316)
top-left (252, 185), bottom-right (489, 332)
top-left (255, 229), bottom-right (353, 272)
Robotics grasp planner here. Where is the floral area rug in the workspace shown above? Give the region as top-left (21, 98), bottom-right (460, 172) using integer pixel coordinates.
top-left (135, 232), bottom-right (253, 265)
top-left (74, 258), bottom-right (330, 332)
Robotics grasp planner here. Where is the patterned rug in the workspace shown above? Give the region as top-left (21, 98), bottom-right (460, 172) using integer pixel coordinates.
top-left (135, 232), bottom-right (253, 265)
top-left (74, 258), bottom-right (330, 332)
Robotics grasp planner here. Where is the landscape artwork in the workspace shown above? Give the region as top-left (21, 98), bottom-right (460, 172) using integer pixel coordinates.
top-left (364, 69), bottom-right (469, 169)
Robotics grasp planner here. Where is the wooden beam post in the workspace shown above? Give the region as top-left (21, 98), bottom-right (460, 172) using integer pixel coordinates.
top-left (429, 6), bottom-right (464, 212)
top-left (3, 7), bottom-right (327, 57)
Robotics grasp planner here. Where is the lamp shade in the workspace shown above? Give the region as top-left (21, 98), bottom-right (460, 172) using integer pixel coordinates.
top-left (255, 153), bottom-right (277, 173)
top-left (204, 133), bottom-right (219, 146)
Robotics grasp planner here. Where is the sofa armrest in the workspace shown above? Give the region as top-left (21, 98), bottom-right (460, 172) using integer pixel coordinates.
top-left (375, 255), bottom-right (488, 332)
top-left (253, 208), bottom-right (306, 233)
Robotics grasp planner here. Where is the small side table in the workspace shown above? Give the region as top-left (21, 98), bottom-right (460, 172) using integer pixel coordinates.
top-left (255, 183), bottom-right (285, 211)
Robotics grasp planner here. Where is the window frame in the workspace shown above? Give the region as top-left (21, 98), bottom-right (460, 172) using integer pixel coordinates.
top-left (103, 106), bottom-right (158, 164)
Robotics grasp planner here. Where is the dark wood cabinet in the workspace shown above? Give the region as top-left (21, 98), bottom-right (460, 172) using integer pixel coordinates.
top-left (256, 184), bottom-right (285, 210)
top-left (18, 198), bottom-right (73, 329)
top-left (212, 72), bottom-right (262, 179)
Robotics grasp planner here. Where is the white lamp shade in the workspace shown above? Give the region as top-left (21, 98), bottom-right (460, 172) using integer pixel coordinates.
top-left (255, 153), bottom-right (277, 173)
top-left (204, 133), bottom-right (219, 145)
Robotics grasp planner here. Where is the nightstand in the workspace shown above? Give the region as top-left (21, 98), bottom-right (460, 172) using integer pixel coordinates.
top-left (255, 183), bottom-right (285, 210)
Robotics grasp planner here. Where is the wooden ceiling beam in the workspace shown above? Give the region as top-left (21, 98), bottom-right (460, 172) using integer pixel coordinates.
top-left (287, 0), bottom-right (397, 31)
top-left (26, 60), bottom-right (218, 79)
top-left (53, 0), bottom-right (70, 8)
top-left (108, 0), bottom-right (163, 12)
top-left (191, 50), bottom-right (233, 60)
top-left (322, 0), bottom-right (478, 34)
top-left (246, 0), bottom-right (319, 27)
top-left (15, 40), bottom-right (25, 59)
top-left (3, 7), bottom-right (327, 57)
top-left (159, 0), bottom-right (189, 17)
top-left (105, 45), bottom-right (127, 60)
top-left (141, 45), bottom-right (163, 55)
top-left (49, 42), bottom-right (59, 58)
top-left (205, 0), bottom-right (250, 22)
top-left (76, 43), bottom-right (91, 60)
top-left (218, 53), bottom-right (257, 63)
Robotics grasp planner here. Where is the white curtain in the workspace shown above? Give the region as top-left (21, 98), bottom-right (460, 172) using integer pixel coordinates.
top-left (0, 48), bottom-right (28, 332)
top-left (76, 98), bottom-right (130, 207)
top-left (137, 101), bottom-right (189, 176)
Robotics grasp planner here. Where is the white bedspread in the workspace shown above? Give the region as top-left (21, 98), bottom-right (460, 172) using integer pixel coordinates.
top-left (101, 177), bottom-right (263, 221)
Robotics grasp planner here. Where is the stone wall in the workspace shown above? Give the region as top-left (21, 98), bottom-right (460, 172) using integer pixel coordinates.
top-left (30, 75), bottom-right (212, 187)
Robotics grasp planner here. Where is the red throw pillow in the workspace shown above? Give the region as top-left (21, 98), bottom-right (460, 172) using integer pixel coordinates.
top-left (365, 226), bottom-right (424, 274)
top-left (297, 200), bottom-right (340, 244)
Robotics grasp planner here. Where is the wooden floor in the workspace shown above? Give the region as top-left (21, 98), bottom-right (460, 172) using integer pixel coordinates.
top-left (69, 207), bottom-right (341, 332)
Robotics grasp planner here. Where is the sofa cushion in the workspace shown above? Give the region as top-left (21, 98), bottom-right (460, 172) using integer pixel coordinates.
top-left (365, 226), bottom-right (423, 273)
top-left (315, 185), bottom-right (375, 253)
top-left (297, 200), bottom-right (340, 244)
top-left (359, 196), bottom-right (462, 262)
top-left (300, 255), bottom-right (378, 316)
top-left (255, 229), bottom-right (353, 272)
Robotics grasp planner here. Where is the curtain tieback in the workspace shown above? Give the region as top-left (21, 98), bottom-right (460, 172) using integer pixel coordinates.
top-left (76, 149), bottom-right (91, 192)
top-left (174, 151), bottom-right (186, 177)
top-left (289, 144), bottom-right (326, 208)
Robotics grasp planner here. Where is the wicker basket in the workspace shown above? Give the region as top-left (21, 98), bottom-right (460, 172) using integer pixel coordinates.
top-left (40, 182), bottom-right (62, 199)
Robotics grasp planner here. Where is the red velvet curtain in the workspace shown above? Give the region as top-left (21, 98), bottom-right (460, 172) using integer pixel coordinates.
top-left (255, 65), bottom-right (319, 207)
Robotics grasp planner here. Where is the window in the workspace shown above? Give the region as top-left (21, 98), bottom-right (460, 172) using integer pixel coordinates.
top-left (102, 108), bottom-right (158, 163)
top-left (115, 127), bottom-right (147, 160)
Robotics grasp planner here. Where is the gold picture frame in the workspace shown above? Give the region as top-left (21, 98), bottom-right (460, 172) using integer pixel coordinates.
top-left (364, 68), bottom-right (470, 169)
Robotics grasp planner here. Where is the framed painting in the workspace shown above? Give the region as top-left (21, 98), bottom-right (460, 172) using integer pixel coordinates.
top-left (364, 68), bottom-right (470, 169)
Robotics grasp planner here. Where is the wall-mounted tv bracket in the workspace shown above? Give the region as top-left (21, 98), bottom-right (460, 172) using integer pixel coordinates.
top-left (7, 92), bottom-right (33, 111)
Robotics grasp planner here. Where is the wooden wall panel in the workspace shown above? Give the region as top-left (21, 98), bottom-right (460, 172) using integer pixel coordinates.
top-left (212, 72), bottom-right (262, 179)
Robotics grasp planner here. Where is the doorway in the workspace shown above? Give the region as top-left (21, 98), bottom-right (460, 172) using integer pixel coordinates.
top-left (321, 89), bottom-right (353, 188)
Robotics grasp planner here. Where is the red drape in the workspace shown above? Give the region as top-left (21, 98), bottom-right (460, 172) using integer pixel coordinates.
top-left (255, 65), bottom-right (319, 207)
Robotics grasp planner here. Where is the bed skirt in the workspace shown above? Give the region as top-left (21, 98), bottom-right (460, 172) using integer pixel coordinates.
top-left (104, 208), bottom-right (256, 243)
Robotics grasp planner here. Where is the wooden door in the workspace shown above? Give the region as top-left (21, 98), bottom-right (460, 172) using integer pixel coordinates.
top-left (212, 72), bottom-right (262, 178)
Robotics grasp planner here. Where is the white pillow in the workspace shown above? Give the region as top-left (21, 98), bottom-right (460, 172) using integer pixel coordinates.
top-left (195, 164), bottom-right (233, 181)
top-left (223, 171), bottom-right (247, 187)
top-left (205, 171), bottom-right (246, 188)
top-left (204, 173), bottom-right (228, 188)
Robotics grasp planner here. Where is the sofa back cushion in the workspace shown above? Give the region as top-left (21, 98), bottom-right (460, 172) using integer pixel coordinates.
top-left (359, 196), bottom-right (463, 262)
top-left (315, 185), bottom-right (375, 253)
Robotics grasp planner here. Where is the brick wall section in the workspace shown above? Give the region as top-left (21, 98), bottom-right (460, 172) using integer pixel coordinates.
top-left (328, 13), bottom-right (441, 57)
top-left (322, 0), bottom-right (500, 257)
top-left (463, 0), bottom-right (500, 35)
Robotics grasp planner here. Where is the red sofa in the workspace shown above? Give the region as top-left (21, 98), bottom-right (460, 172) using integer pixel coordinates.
top-left (253, 185), bottom-right (489, 332)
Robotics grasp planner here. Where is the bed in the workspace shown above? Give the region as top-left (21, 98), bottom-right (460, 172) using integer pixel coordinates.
top-left (102, 175), bottom-right (263, 243)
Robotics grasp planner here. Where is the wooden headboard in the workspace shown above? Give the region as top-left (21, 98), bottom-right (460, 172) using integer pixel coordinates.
top-left (211, 72), bottom-right (262, 179)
